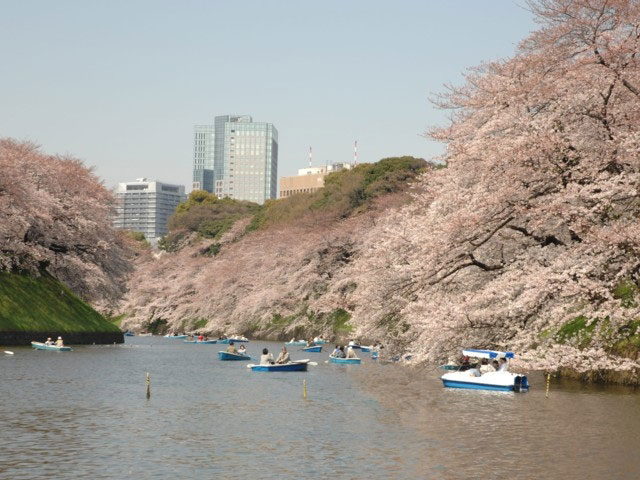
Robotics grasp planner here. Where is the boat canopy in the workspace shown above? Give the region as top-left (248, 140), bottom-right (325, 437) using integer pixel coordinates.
top-left (462, 349), bottom-right (514, 359)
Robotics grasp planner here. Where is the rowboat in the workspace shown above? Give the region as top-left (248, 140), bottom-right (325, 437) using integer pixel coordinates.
top-left (228, 336), bottom-right (249, 343)
top-left (218, 351), bottom-right (251, 361)
top-left (440, 350), bottom-right (529, 392)
top-left (138, 333), bottom-right (152, 337)
top-left (347, 341), bottom-right (361, 349)
top-left (249, 360), bottom-right (310, 372)
top-left (302, 345), bottom-right (322, 353)
top-left (31, 342), bottom-right (72, 352)
top-left (360, 345), bottom-right (372, 353)
top-left (124, 331), bottom-right (134, 336)
top-left (285, 340), bottom-right (307, 347)
top-left (329, 356), bottom-right (361, 365)
top-left (164, 334), bottom-right (187, 339)
top-left (183, 339), bottom-right (217, 344)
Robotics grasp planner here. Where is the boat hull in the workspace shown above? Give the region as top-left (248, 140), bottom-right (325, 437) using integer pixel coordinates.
top-left (250, 361), bottom-right (308, 372)
top-left (302, 346), bottom-right (322, 353)
top-left (218, 351), bottom-right (251, 361)
top-left (441, 371), bottom-right (529, 392)
top-left (329, 357), bottom-right (361, 364)
top-left (164, 335), bottom-right (187, 339)
top-left (183, 340), bottom-right (217, 344)
top-left (285, 341), bottom-right (307, 347)
top-left (360, 346), bottom-right (371, 353)
top-left (124, 332), bottom-right (134, 336)
top-left (31, 342), bottom-right (72, 352)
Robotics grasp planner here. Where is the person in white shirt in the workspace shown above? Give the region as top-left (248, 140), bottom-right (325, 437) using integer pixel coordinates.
top-left (498, 357), bottom-right (509, 372)
top-left (479, 358), bottom-right (496, 374)
top-left (346, 346), bottom-right (359, 359)
top-left (275, 346), bottom-right (290, 364)
top-left (260, 348), bottom-right (274, 365)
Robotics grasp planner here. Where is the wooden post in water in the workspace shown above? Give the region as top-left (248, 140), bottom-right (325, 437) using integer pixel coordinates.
top-left (303, 379), bottom-right (307, 399)
top-left (146, 372), bottom-right (151, 399)
top-left (545, 372), bottom-right (551, 398)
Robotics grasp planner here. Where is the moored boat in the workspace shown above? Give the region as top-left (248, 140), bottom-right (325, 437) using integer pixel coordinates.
top-left (249, 360), bottom-right (309, 372)
top-left (31, 342), bottom-right (72, 352)
top-left (329, 356), bottom-right (361, 365)
top-left (228, 336), bottom-right (249, 343)
top-left (302, 345), bottom-right (322, 353)
top-left (218, 351), bottom-right (251, 361)
top-left (124, 331), bottom-right (134, 336)
top-left (440, 350), bottom-right (529, 392)
top-left (285, 340), bottom-right (307, 347)
top-left (164, 334), bottom-right (187, 339)
top-left (183, 339), bottom-right (217, 344)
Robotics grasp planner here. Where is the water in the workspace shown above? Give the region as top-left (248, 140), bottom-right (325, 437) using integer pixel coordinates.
top-left (1, 337), bottom-right (639, 479)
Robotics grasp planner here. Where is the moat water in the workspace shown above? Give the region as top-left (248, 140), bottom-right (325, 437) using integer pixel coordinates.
top-left (1, 336), bottom-right (639, 479)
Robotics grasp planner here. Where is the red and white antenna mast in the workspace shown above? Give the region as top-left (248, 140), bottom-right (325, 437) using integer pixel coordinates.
top-left (353, 140), bottom-right (358, 166)
top-left (309, 146), bottom-right (312, 168)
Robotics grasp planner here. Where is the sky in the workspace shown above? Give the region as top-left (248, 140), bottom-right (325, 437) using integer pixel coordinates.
top-left (0, 0), bottom-right (536, 192)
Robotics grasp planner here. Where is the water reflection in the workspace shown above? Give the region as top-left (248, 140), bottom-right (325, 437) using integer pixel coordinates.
top-left (1, 338), bottom-right (639, 479)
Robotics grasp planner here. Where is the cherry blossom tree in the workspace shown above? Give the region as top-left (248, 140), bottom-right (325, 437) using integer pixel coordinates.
top-left (0, 139), bottom-right (133, 310)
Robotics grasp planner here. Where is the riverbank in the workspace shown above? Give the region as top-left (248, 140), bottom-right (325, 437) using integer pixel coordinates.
top-left (0, 271), bottom-right (123, 346)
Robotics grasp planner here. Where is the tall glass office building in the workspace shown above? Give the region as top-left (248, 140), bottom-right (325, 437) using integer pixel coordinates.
top-left (192, 125), bottom-right (215, 192)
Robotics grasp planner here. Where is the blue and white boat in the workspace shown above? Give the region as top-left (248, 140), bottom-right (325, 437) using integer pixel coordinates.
top-left (218, 351), bottom-right (251, 361)
top-left (302, 345), bottom-right (322, 353)
top-left (124, 331), bottom-right (134, 336)
top-left (31, 342), bottom-right (72, 352)
top-left (360, 345), bottom-right (372, 353)
top-left (285, 340), bottom-right (307, 347)
top-left (249, 360), bottom-right (309, 372)
top-left (347, 341), bottom-right (361, 349)
top-left (183, 339), bottom-right (217, 344)
top-left (329, 356), bottom-right (361, 365)
top-left (228, 336), bottom-right (249, 343)
top-left (164, 334), bottom-right (187, 339)
top-left (440, 350), bottom-right (529, 392)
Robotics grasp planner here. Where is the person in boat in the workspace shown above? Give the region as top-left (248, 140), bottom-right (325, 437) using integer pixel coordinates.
top-left (492, 360), bottom-right (500, 371)
top-left (275, 346), bottom-right (290, 364)
top-left (226, 341), bottom-right (238, 354)
top-left (44, 337), bottom-right (53, 346)
top-left (260, 348), bottom-right (274, 365)
top-left (479, 358), bottom-right (496, 374)
top-left (238, 344), bottom-right (247, 355)
top-left (498, 357), bottom-right (509, 372)
top-left (459, 355), bottom-right (471, 371)
top-left (197, 334), bottom-right (204, 341)
top-left (331, 345), bottom-right (346, 358)
top-left (467, 364), bottom-right (481, 377)
top-left (55, 336), bottom-right (64, 347)
top-left (306, 338), bottom-right (316, 347)
top-left (346, 346), bottom-right (359, 359)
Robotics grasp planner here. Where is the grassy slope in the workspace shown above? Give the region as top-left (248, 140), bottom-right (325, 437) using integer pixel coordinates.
top-left (0, 272), bottom-right (121, 333)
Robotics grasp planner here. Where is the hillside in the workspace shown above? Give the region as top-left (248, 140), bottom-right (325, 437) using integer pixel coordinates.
top-left (0, 271), bottom-right (123, 345)
top-left (118, 157), bottom-right (430, 337)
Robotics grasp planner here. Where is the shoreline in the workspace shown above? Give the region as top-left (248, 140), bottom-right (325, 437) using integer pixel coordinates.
top-left (0, 331), bottom-right (124, 346)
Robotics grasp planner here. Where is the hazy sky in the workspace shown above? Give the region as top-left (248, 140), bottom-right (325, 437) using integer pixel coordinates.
top-left (0, 0), bottom-right (535, 191)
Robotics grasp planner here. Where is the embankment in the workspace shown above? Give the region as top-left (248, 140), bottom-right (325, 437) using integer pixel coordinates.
top-left (0, 272), bottom-right (123, 345)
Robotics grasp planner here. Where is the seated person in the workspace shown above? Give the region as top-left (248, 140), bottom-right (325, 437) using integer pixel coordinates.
top-left (492, 360), bottom-right (500, 371)
top-left (55, 336), bottom-right (64, 347)
top-left (346, 346), bottom-right (359, 359)
top-left (334, 346), bottom-right (346, 358)
top-left (44, 337), bottom-right (53, 346)
top-left (226, 341), bottom-right (237, 354)
top-left (260, 348), bottom-right (274, 365)
top-left (275, 346), bottom-right (290, 364)
top-left (498, 357), bottom-right (509, 372)
top-left (238, 344), bottom-right (247, 355)
top-left (479, 358), bottom-right (496, 374)
top-left (306, 338), bottom-right (316, 347)
top-left (467, 365), bottom-right (481, 377)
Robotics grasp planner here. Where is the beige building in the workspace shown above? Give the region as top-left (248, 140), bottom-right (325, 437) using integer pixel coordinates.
top-left (279, 164), bottom-right (352, 198)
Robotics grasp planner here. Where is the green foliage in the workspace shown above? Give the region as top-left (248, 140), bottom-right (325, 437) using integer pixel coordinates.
top-left (0, 272), bottom-right (121, 333)
top-left (329, 308), bottom-right (353, 334)
top-left (612, 320), bottom-right (640, 354)
top-left (555, 316), bottom-right (598, 347)
top-left (191, 318), bottom-right (208, 329)
top-left (249, 156), bottom-right (429, 231)
top-left (612, 280), bottom-right (638, 308)
top-left (203, 243), bottom-right (222, 257)
top-left (168, 190), bottom-right (259, 239)
top-left (107, 313), bottom-right (127, 327)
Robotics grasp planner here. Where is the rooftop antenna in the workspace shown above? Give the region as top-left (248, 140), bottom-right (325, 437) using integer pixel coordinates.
top-left (354, 140), bottom-right (358, 166)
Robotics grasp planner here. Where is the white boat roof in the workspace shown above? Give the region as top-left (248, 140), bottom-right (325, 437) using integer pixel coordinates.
top-left (462, 349), bottom-right (514, 359)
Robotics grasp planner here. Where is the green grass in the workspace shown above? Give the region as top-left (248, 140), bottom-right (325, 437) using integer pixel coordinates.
top-left (329, 309), bottom-right (353, 334)
top-left (0, 271), bottom-right (120, 333)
